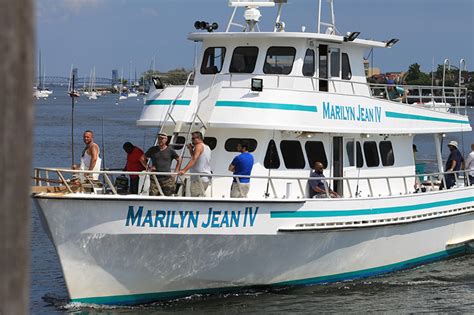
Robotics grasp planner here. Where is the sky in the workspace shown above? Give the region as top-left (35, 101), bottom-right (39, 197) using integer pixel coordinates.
top-left (36, 0), bottom-right (474, 78)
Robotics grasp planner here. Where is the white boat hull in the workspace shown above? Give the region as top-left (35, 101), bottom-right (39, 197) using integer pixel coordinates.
top-left (33, 188), bottom-right (474, 305)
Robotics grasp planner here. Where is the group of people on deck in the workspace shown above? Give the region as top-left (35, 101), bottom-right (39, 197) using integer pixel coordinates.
top-left (122, 131), bottom-right (254, 197)
top-left (75, 130), bottom-right (474, 197)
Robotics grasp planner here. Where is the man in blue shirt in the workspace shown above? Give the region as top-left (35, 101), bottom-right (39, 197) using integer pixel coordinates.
top-left (309, 161), bottom-right (339, 198)
top-left (441, 140), bottom-right (463, 190)
top-left (228, 141), bottom-right (254, 198)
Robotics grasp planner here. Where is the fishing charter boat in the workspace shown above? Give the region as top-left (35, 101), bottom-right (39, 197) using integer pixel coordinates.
top-left (32, 0), bottom-right (473, 306)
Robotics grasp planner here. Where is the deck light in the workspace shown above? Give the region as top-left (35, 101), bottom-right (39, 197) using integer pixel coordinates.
top-left (385, 38), bottom-right (399, 48)
top-left (251, 78), bottom-right (263, 92)
top-left (343, 31), bottom-right (360, 42)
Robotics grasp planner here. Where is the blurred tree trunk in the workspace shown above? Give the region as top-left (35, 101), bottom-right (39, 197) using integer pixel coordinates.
top-left (0, 0), bottom-right (34, 314)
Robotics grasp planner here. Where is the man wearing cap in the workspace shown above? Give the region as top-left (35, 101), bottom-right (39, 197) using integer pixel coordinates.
top-left (141, 132), bottom-right (182, 196)
top-left (441, 140), bottom-right (463, 190)
top-left (387, 79), bottom-right (406, 102)
top-left (464, 143), bottom-right (474, 186)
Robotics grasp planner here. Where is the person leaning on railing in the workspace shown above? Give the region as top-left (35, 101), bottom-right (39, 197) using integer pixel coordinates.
top-left (309, 161), bottom-right (340, 198)
top-left (387, 79), bottom-right (407, 102)
top-left (465, 143), bottom-right (474, 186)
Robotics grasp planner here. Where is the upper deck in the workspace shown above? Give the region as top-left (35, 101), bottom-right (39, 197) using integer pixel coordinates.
top-left (138, 0), bottom-right (471, 135)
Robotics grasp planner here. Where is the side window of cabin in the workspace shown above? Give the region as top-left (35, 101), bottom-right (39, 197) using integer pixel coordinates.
top-left (305, 141), bottom-right (328, 168)
top-left (264, 140), bottom-right (280, 169)
top-left (346, 141), bottom-right (363, 168)
top-left (330, 48), bottom-right (340, 77)
top-left (200, 47), bottom-right (226, 75)
top-left (302, 49), bottom-right (315, 77)
top-left (263, 47), bottom-right (296, 75)
top-left (280, 140), bottom-right (305, 169)
top-left (342, 53), bottom-right (352, 80)
top-left (229, 46), bottom-right (259, 73)
top-left (203, 137), bottom-right (218, 150)
top-left (379, 141), bottom-right (395, 166)
top-left (363, 141), bottom-right (380, 167)
top-left (224, 138), bottom-right (257, 152)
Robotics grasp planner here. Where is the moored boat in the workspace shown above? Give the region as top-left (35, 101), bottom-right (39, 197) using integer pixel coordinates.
top-left (32, 0), bottom-right (473, 306)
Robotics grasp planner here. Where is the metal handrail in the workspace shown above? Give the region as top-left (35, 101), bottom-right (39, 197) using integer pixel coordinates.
top-left (218, 72), bottom-right (468, 114)
top-left (32, 167), bottom-right (472, 199)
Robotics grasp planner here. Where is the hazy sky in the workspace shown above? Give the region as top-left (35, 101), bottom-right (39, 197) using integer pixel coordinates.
top-left (36, 0), bottom-right (474, 78)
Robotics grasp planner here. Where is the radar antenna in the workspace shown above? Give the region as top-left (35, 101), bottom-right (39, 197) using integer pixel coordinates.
top-left (226, 0), bottom-right (277, 32)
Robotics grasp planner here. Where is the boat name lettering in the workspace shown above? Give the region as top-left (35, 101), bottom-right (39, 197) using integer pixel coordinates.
top-left (322, 102), bottom-right (382, 123)
top-left (125, 206), bottom-right (259, 228)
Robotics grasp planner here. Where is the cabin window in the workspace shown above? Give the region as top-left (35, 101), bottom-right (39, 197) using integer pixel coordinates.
top-left (363, 141), bottom-right (380, 167)
top-left (346, 141), bottom-right (363, 168)
top-left (229, 46), bottom-right (259, 73)
top-left (330, 49), bottom-right (340, 77)
top-left (305, 141), bottom-right (328, 168)
top-left (264, 140), bottom-right (280, 169)
top-left (280, 140), bottom-right (305, 169)
top-left (263, 46), bottom-right (296, 75)
top-left (167, 136), bottom-right (185, 150)
top-left (302, 49), bottom-right (315, 76)
top-left (342, 53), bottom-right (352, 80)
top-left (224, 138), bottom-right (257, 152)
top-left (200, 47), bottom-right (226, 75)
top-left (203, 137), bottom-right (218, 150)
top-left (379, 141), bottom-right (395, 166)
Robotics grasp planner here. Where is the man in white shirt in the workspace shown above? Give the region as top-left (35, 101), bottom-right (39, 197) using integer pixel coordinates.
top-left (178, 131), bottom-right (211, 197)
top-left (465, 143), bottom-right (474, 186)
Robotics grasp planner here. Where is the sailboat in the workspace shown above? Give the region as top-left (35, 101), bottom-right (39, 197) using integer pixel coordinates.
top-left (33, 51), bottom-right (51, 99)
top-left (88, 67), bottom-right (98, 100)
top-left (118, 68), bottom-right (128, 100)
top-left (67, 64), bottom-right (80, 98)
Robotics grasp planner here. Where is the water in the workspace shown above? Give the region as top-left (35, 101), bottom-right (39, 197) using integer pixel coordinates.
top-left (31, 87), bottom-right (474, 313)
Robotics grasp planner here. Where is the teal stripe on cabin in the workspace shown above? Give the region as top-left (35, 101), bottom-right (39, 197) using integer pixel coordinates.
top-left (385, 111), bottom-right (470, 125)
top-left (270, 196), bottom-right (474, 218)
top-left (71, 246), bottom-right (466, 306)
top-left (215, 100), bottom-right (317, 112)
top-left (145, 99), bottom-right (191, 106)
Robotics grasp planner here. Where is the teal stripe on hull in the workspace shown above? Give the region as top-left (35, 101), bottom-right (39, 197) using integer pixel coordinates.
top-left (385, 111), bottom-right (470, 125)
top-left (145, 99), bottom-right (191, 106)
top-left (215, 100), bottom-right (317, 112)
top-left (270, 196), bottom-right (474, 218)
top-left (274, 245), bottom-right (466, 286)
top-left (71, 246), bottom-right (467, 306)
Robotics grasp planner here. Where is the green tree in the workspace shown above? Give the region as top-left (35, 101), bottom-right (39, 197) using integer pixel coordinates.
top-left (404, 63), bottom-right (431, 85)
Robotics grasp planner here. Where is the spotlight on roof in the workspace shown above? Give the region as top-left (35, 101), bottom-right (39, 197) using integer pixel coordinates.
top-left (385, 38), bottom-right (399, 48)
top-left (194, 21), bottom-right (218, 32)
top-left (343, 31), bottom-right (360, 42)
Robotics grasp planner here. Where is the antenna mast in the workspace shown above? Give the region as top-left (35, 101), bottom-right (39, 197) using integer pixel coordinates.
top-left (318, 0), bottom-right (338, 34)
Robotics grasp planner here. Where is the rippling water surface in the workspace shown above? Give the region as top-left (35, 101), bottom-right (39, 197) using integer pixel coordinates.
top-left (31, 88), bottom-right (474, 313)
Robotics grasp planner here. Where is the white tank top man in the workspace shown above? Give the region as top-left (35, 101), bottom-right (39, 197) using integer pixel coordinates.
top-left (77, 130), bottom-right (102, 180)
top-left (178, 131), bottom-right (211, 197)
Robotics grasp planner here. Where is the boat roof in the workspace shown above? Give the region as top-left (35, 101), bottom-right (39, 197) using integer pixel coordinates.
top-left (188, 32), bottom-right (388, 49)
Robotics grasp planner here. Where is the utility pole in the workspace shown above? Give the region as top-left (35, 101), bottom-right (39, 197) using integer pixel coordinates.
top-left (0, 1), bottom-right (34, 314)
